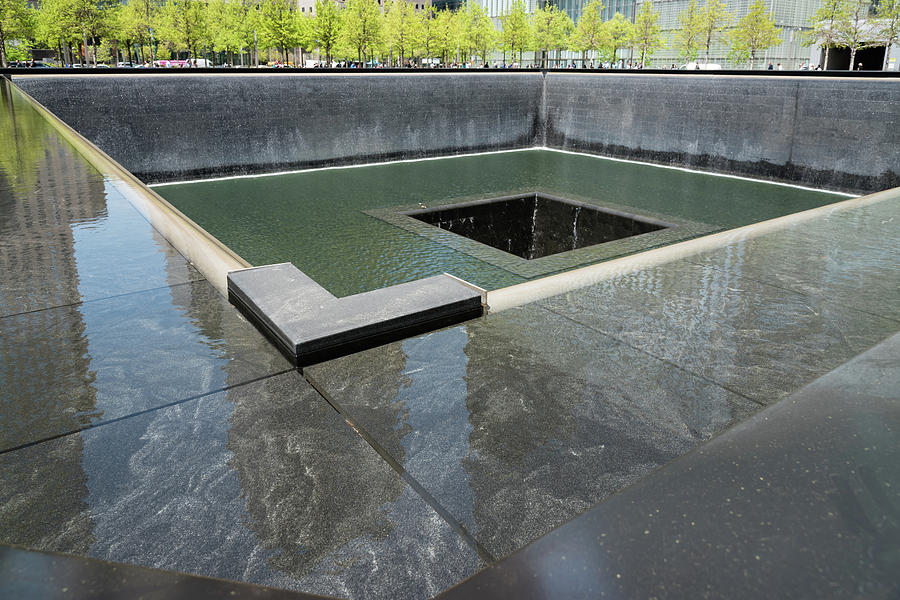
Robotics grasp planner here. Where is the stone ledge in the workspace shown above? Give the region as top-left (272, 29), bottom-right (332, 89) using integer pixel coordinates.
top-left (228, 263), bottom-right (485, 367)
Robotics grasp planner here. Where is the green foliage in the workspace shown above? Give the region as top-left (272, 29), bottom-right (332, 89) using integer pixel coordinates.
top-left (500, 0), bottom-right (530, 63)
top-left (631, 0), bottom-right (663, 66)
top-left (313, 0), bottom-right (341, 63)
top-left (727, 0), bottom-right (780, 68)
top-left (599, 11), bottom-right (632, 64)
top-left (674, 0), bottom-right (703, 62)
top-left (431, 7), bottom-right (455, 63)
top-left (340, 0), bottom-right (382, 62)
top-left (207, 0), bottom-right (246, 57)
top-left (418, 6), bottom-right (440, 62)
top-left (0, 0), bottom-right (34, 66)
top-left (804, 0), bottom-right (850, 67)
top-left (835, 0), bottom-right (873, 69)
top-left (385, 0), bottom-right (420, 65)
top-left (157, 0), bottom-right (207, 59)
top-left (531, 1), bottom-right (570, 67)
top-left (460, 1), bottom-right (494, 63)
top-left (874, 0), bottom-right (899, 69)
top-left (570, 0), bottom-right (606, 63)
top-left (698, 0), bottom-right (732, 63)
top-left (0, 83), bottom-right (51, 192)
top-left (4, 39), bottom-right (30, 61)
top-left (257, 0), bottom-right (303, 63)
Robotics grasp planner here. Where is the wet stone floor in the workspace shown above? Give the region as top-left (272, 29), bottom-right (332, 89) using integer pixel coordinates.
top-left (2, 79), bottom-right (899, 599)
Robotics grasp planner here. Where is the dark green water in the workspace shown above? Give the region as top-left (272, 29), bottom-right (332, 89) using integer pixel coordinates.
top-left (157, 151), bottom-right (846, 297)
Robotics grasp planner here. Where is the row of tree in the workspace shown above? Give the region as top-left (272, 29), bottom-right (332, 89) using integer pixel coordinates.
top-left (1, 0), bottom-right (898, 70)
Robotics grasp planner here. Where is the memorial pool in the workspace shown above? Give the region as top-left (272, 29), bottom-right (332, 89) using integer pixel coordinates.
top-left (155, 150), bottom-right (848, 297)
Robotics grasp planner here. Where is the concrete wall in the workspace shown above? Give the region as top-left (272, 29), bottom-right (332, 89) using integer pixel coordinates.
top-left (14, 73), bottom-right (544, 183)
top-left (13, 72), bottom-right (900, 193)
top-left (544, 73), bottom-right (900, 193)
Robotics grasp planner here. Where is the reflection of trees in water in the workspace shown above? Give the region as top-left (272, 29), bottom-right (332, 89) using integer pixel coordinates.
top-left (0, 81), bottom-right (55, 195)
top-left (166, 259), bottom-right (411, 578)
top-left (0, 97), bottom-right (108, 551)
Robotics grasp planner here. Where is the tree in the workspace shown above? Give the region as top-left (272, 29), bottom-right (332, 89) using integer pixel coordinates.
top-left (674, 0), bottom-right (703, 63)
top-left (552, 9), bottom-right (574, 65)
top-left (835, 0), bottom-right (873, 70)
top-left (69, 0), bottom-right (106, 66)
top-left (874, 0), bottom-right (899, 70)
top-left (158, 0), bottom-right (208, 60)
top-left (1, 0), bottom-right (33, 67)
top-left (698, 0), bottom-right (731, 63)
top-left (448, 6), bottom-right (468, 63)
top-left (34, 0), bottom-right (76, 65)
top-left (257, 0), bottom-right (303, 63)
top-left (418, 5), bottom-right (440, 64)
top-left (313, 0), bottom-right (341, 64)
top-left (340, 0), bottom-right (382, 62)
top-left (630, 0), bottom-right (663, 67)
top-left (385, 0), bottom-right (419, 66)
top-left (599, 11), bottom-right (632, 65)
top-left (432, 7), bottom-right (455, 64)
top-left (532, 1), bottom-right (568, 67)
top-left (571, 0), bottom-right (606, 66)
top-left (207, 0), bottom-right (247, 65)
top-left (804, 0), bottom-right (849, 69)
top-left (500, 0), bottom-right (530, 65)
top-left (115, 0), bottom-right (156, 63)
top-left (727, 0), bottom-right (780, 68)
top-left (460, 1), bottom-right (494, 64)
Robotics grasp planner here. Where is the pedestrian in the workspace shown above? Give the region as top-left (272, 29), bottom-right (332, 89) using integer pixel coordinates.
top-left (776, 62), bottom-right (782, 70)
top-left (767, 62), bottom-right (774, 70)
top-left (857, 62), bottom-right (863, 70)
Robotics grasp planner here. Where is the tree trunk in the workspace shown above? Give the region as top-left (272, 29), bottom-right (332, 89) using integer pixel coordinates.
top-left (823, 45), bottom-right (830, 69)
top-left (82, 29), bottom-right (89, 66)
top-left (885, 42), bottom-right (893, 71)
top-left (0, 27), bottom-right (7, 68)
top-left (849, 46), bottom-right (857, 70)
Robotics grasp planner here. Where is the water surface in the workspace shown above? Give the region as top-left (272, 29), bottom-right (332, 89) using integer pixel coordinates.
top-left (157, 151), bottom-right (846, 296)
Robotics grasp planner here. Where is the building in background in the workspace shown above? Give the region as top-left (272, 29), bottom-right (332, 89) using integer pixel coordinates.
top-left (473, 0), bottom-right (898, 69)
top-left (638, 0), bottom-right (821, 68)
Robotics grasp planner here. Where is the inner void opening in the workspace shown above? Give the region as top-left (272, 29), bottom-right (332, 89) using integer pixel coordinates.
top-left (407, 193), bottom-right (671, 260)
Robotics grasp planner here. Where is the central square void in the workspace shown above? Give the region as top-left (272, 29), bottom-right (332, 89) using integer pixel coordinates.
top-left (407, 193), bottom-right (671, 260)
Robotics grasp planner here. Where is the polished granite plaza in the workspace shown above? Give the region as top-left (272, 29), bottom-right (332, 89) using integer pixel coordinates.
top-left (1, 78), bottom-right (898, 598)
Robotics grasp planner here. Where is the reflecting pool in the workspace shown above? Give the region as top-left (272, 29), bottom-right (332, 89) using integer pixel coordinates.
top-left (156, 150), bottom-right (847, 297)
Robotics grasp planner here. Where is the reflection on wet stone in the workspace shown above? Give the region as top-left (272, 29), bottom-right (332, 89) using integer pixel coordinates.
top-left (227, 373), bottom-right (407, 578)
top-left (0, 433), bottom-right (95, 554)
top-left (0, 372), bottom-right (481, 599)
top-left (307, 304), bottom-right (758, 559)
top-left (540, 258), bottom-right (898, 404)
top-left (0, 280), bottom-right (289, 451)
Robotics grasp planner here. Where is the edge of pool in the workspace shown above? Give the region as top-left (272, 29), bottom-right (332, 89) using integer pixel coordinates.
top-left (6, 79), bottom-right (250, 296)
top-left (486, 186), bottom-right (899, 312)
